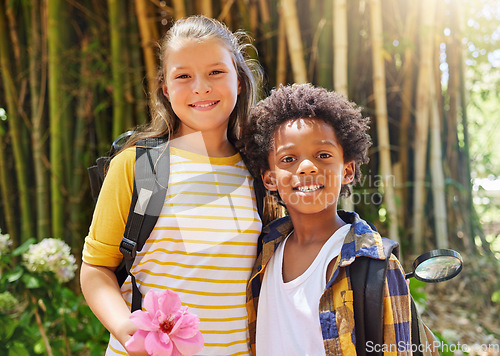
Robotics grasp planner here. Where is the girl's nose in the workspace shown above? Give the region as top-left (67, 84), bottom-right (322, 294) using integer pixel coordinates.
top-left (194, 77), bottom-right (211, 94)
top-left (297, 159), bottom-right (317, 174)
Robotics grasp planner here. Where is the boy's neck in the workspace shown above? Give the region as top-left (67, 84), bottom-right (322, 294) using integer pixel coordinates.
top-left (287, 207), bottom-right (347, 245)
top-left (171, 130), bottom-right (236, 157)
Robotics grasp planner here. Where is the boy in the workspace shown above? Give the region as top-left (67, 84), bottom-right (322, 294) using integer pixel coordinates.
top-left (241, 83), bottom-right (413, 355)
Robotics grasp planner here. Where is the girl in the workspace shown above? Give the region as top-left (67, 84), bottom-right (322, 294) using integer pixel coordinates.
top-left (80, 15), bottom-right (263, 356)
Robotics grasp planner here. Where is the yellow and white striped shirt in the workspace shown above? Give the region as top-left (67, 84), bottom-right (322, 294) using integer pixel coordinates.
top-left (83, 147), bottom-right (261, 356)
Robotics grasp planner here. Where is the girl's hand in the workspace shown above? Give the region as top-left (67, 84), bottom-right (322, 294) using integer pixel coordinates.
top-left (115, 319), bottom-right (149, 356)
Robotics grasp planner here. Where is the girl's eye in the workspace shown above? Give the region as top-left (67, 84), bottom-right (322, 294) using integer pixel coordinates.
top-left (175, 74), bottom-right (190, 79)
top-left (318, 153), bottom-right (332, 159)
top-left (210, 70), bottom-right (224, 75)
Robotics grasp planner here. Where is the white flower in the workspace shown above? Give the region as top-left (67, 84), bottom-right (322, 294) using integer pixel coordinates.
top-left (22, 238), bottom-right (77, 283)
top-left (0, 231), bottom-right (12, 257)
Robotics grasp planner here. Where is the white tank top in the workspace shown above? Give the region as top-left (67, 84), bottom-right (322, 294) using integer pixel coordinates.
top-left (256, 223), bottom-right (351, 356)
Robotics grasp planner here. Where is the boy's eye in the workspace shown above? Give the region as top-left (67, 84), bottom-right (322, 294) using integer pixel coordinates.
top-left (318, 153), bottom-right (332, 159)
top-left (281, 156), bottom-right (294, 163)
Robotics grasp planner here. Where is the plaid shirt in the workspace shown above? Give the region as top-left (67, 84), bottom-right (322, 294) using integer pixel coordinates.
top-left (246, 211), bottom-right (412, 355)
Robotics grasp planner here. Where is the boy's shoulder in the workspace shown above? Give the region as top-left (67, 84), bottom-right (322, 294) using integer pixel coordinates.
top-left (261, 215), bottom-right (293, 243)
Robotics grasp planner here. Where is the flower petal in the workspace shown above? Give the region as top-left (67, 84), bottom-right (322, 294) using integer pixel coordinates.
top-left (172, 331), bottom-right (204, 355)
top-left (145, 331), bottom-right (173, 356)
top-left (125, 329), bottom-right (148, 352)
top-left (143, 289), bottom-right (161, 318)
top-left (172, 309), bottom-right (200, 338)
top-left (130, 310), bottom-right (158, 331)
top-left (158, 289), bottom-right (182, 315)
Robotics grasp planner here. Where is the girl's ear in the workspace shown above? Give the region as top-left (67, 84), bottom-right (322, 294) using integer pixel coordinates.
top-left (237, 79), bottom-right (242, 95)
top-left (262, 170), bottom-right (278, 191)
top-left (342, 161), bottom-right (355, 184)
top-left (162, 85), bottom-right (169, 100)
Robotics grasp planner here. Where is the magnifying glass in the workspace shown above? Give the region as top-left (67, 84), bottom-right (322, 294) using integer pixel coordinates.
top-left (405, 249), bottom-right (463, 283)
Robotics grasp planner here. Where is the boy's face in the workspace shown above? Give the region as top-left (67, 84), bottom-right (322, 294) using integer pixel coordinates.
top-left (262, 118), bottom-right (354, 216)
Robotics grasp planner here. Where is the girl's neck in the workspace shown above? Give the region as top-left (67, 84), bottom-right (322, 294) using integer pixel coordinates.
top-left (171, 130), bottom-right (236, 157)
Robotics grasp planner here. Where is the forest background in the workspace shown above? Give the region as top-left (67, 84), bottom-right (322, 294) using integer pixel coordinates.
top-left (0, 0), bottom-right (499, 354)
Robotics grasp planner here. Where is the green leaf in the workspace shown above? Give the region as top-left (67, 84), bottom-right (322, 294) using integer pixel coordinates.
top-left (8, 342), bottom-right (30, 356)
top-left (22, 274), bottom-right (40, 289)
top-left (492, 290), bottom-right (500, 303)
top-left (6, 266), bottom-right (24, 283)
top-left (11, 239), bottom-right (36, 257)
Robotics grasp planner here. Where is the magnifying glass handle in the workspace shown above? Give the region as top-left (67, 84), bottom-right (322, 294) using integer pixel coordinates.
top-left (405, 272), bottom-right (414, 279)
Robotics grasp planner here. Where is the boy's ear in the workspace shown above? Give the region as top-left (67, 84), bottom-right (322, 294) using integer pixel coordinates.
top-left (342, 161), bottom-right (355, 184)
top-left (262, 170), bottom-right (278, 191)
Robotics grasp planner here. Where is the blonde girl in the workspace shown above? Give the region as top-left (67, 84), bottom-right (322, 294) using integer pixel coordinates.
top-left (81, 15), bottom-right (263, 356)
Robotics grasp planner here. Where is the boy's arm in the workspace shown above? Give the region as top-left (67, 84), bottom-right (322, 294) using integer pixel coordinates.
top-left (382, 257), bottom-right (412, 355)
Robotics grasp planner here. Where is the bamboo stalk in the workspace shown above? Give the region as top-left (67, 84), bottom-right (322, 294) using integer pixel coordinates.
top-left (413, 0), bottom-right (435, 251)
top-left (0, 0), bottom-right (34, 242)
top-left (200, 0), bottom-right (213, 18)
top-left (429, 65), bottom-right (448, 249)
top-left (398, 0), bottom-right (418, 227)
top-left (172, 0), bottom-right (186, 20)
top-left (134, 0), bottom-right (159, 106)
top-left (276, 5), bottom-right (288, 86)
top-left (333, 0), bottom-right (347, 95)
top-left (280, 0), bottom-right (307, 83)
top-left (369, 0), bottom-right (400, 244)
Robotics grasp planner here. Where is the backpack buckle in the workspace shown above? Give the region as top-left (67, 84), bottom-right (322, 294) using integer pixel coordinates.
top-left (119, 237), bottom-right (137, 259)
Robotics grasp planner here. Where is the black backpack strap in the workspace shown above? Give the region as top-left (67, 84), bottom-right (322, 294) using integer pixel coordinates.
top-left (119, 138), bottom-right (170, 311)
top-left (352, 237), bottom-right (399, 356)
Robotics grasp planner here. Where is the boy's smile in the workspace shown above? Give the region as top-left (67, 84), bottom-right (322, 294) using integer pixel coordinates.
top-left (263, 118), bottom-right (354, 216)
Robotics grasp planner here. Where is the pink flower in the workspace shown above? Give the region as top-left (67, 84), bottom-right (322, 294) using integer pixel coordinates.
top-left (125, 289), bottom-right (204, 356)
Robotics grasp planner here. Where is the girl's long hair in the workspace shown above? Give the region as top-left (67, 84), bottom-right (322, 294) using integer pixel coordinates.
top-left (123, 15), bottom-right (263, 150)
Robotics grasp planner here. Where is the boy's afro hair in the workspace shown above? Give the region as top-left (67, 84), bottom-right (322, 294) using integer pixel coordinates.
top-left (239, 83), bottom-right (372, 197)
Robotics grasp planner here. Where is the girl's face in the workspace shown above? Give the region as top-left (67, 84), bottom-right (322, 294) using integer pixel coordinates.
top-left (163, 38), bottom-right (241, 138)
top-left (262, 118), bottom-right (354, 216)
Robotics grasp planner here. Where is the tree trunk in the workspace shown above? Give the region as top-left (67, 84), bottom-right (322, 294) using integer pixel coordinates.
top-left (199, 0), bottom-right (213, 18)
top-left (0, 139), bottom-right (17, 243)
top-left (128, 4), bottom-right (148, 125)
top-left (333, 0), bottom-right (347, 94)
top-left (276, 7), bottom-right (288, 86)
top-left (172, 0), bottom-right (186, 20)
top-left (0, 2), bottom-right (34, 242)
top-left (333, 0), bottom-right (354, 212)
top-left (281, 0), bottom-right (307, 83)
top-left (412, 0), bottom-right (435, 252)
top-left (398, 1), bottom-right (417, 229)
top-left (135, 0), bottom-right (159, 101)
top-left (429, 66), bottom-right (448, 249)
top-left (369, 0), bottom-right (400, 244)
top-left (48, 0), bottom-right (72, 239)
top-left (69, 36), bottom-right (93, 257)
top-left (25, 0), bottom-right (51, 239)
top-left (108, 0), bottom-right (128, 138)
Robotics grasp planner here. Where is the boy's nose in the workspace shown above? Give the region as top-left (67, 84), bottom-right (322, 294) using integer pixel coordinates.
top-left (297, 159), bottom-right (317, 174)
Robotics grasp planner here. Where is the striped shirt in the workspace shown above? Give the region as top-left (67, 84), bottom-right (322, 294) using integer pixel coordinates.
top-left (83, 147), bottom-right (261, 356)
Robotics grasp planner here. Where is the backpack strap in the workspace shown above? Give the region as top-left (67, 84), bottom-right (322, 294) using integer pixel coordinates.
top-left (119, 137), bottom-right (170, 311)
top-left (352, 237), bottom-right (399, 356)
